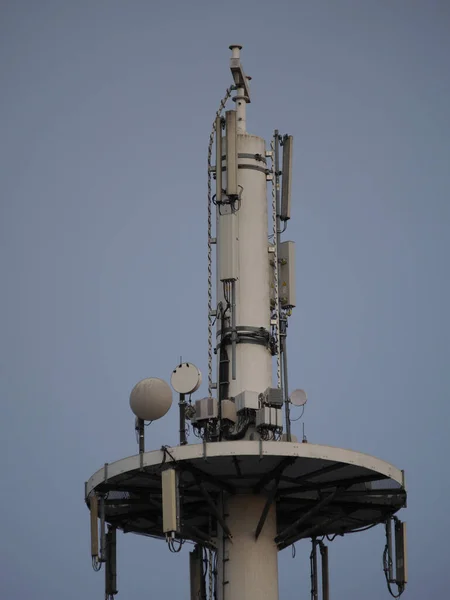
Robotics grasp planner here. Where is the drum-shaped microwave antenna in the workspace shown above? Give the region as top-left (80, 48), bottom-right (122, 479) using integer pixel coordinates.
top-left (290, 389), bottom-right (308, 407)
top-left (171, 363), bottom-right (202, 395)
top-left (129, 378), bottom-right (173, 421)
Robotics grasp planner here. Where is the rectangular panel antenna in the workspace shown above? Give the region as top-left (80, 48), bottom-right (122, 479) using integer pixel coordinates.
top-left (226, 110), bottom-right (238, 197)
top-left (281, 135), bottom-right (293, 221)
top-left (90, 494), bottom-right (98, 558)
top-left (219, 210), bottom-right (238, 281)
top-left (99, 494), bottom-right (106, 561)
top-left (162, 468), bottom-right (180, 535)
top-left (215, 116), bottom-right (222, 202)
top-left (278, 241), bottom-right (296, 308)
top-left (395, 520), bottom-right (408, 584)
top-left (105, 527), bottom-right (117, 596)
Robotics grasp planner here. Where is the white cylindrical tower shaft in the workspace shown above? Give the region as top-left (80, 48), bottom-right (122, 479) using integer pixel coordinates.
top-left (217, 495), bottom-right (279, 600)
top-left (217, 133), bottom-right (272, 397)
top-left (214, 46), bottom-right (278, 600)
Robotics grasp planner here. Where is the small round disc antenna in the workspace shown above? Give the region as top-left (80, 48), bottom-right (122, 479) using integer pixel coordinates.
top-left (290, 389), bottom-right (308, 407)
top-left (171, 363), bottom-right (202, 395)
top-left (129, 378), bottom-right (173, 421)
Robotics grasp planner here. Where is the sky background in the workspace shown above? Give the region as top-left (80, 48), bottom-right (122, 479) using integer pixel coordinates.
top-left (1, 1), bottom-right (449, 598)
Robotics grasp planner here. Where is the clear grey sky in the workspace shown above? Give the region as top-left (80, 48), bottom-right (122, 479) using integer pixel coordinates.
top-left (1, 1), bottom-right (449, 598)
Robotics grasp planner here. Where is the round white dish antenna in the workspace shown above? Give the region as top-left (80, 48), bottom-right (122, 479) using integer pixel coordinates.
top-left (290, 389), bottom-right (307, 407)
top-left (171, 362), bottom-right (202, 395)
top-left (129, 378), bottom-right (173, 421)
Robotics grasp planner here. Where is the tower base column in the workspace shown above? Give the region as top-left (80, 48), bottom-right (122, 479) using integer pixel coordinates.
top-left (217, 494), bottom-right (279, 600)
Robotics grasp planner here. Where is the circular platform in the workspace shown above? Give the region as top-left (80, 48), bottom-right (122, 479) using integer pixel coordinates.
top-left (85, 441), bottom-right (406, 550)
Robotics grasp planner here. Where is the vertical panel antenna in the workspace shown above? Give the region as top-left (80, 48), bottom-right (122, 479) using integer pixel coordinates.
top-left (99, 494), bottom-right (106, 562)
top-left (105, 526), bottom-right (118, 596)
top-left (226, 110), bottom-right (238, 197)
top-left (395, 520), bottom-right (408, 585)
top-left (281, 135), bottom-right (293, 221)
top-left (162, 468), bottom-right (180, 535)
top-left (215, 116), bottom-right (222, 202)
top-left (90, 494), bottom-right (99, 558)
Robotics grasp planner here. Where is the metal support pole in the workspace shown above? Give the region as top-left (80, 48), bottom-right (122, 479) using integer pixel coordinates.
top-left (274, 131), bottom-right (291, 440)
top-left (179, 393), bottom-right (187, 445)
top-left (219, 491), bottom-right (227, 600)
top-left (235, 87), bottom-right (246, 133)
top-left (319, 542), bottom-right (329, 600)
top-left (274, 131), bottom-right (282, 339)
top-left (136, 418), bottom-right (145, 454)
top-left (230, 45), bottom-right (247, 134)
top-left (310, 538), bottom-right (318, 600)
top-left (231, 280), bottom-right (237, 380)
top-left (281, 319), bottom-right (291, 441)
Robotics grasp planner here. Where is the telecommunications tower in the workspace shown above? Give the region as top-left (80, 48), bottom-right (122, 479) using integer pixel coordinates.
top-left (85, 46), bottom-right (407, 600)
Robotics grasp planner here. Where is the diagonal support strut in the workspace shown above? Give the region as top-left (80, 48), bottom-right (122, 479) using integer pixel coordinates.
top-left (275, 489), bottom-right (339, 545)
top-left (255, 473), bottom-right (282, 540)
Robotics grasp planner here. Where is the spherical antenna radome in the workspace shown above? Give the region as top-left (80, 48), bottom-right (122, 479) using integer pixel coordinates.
top-left (290, 389), bottom-right (308, 407)
top-left (129, 378), bottom-right (173, 421)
